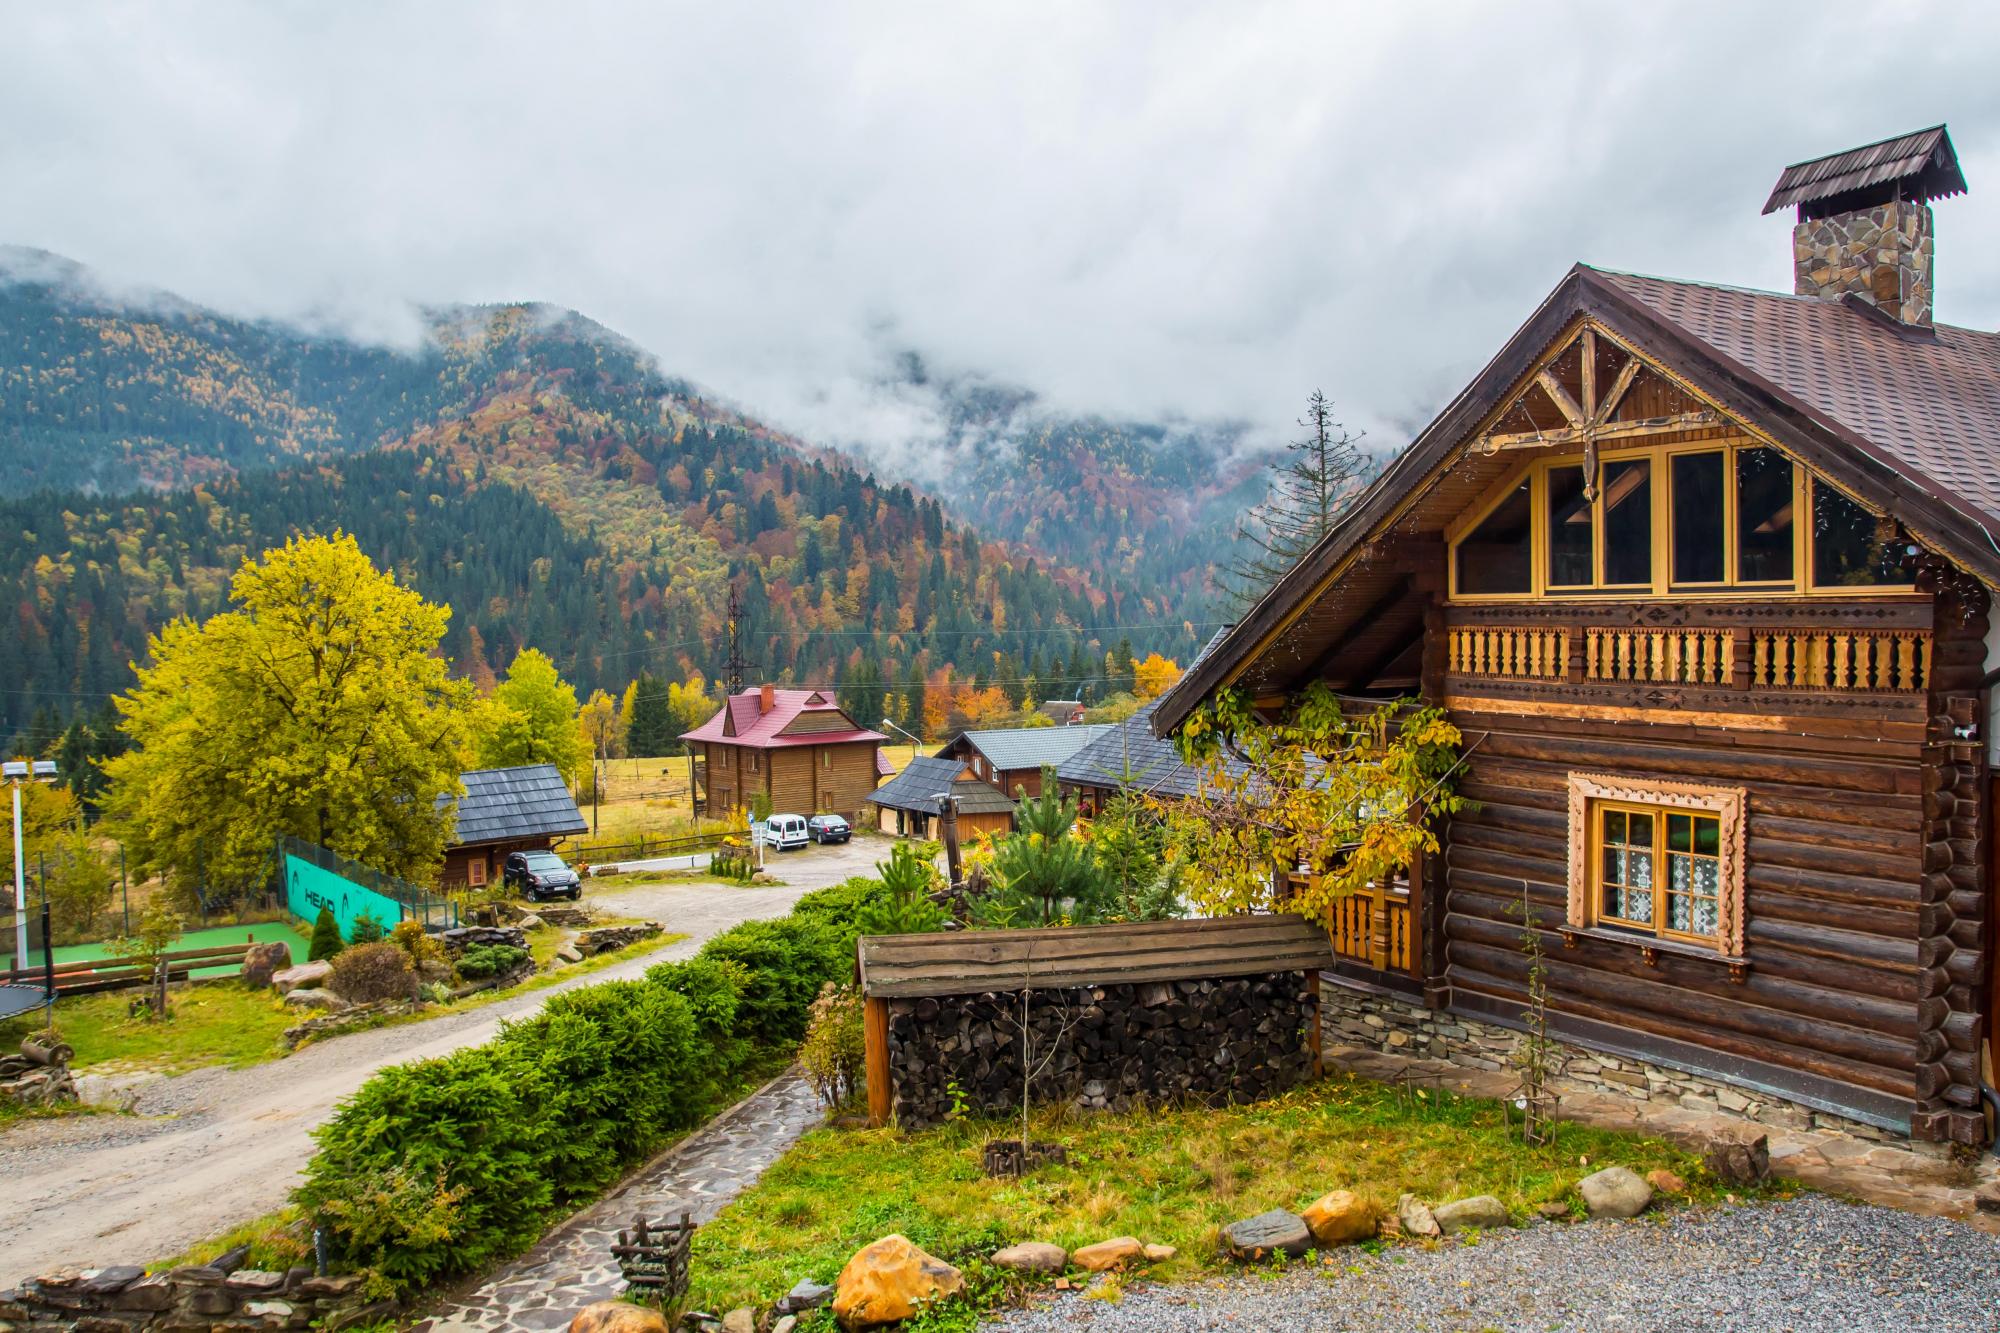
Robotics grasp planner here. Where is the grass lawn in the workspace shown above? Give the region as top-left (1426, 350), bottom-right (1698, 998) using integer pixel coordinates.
top-left (686, 1072), bottom-right (1785, 1325)
top-left (0, 982), bottom-right (296, 1076)
top-left (0, 930), bottom-right (689, 1077)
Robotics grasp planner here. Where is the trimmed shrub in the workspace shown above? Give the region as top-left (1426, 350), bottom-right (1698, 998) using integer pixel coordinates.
top-left (391, 918), bottom-right (447, 967)
top-left (308, 907), bottom-right (345, 962)
top-left (299, 882), bottom-right (861, 1292)
top-left (329, 941), bottom-right (418, 1003)
top-left (799, 982), bottom-right (865, 1108)
top-left (454, 943), bottom-right (528, 980)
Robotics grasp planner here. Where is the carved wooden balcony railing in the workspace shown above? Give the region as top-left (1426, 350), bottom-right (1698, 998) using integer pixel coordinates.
top-left (1586, 627), bottom-right (1732, 685)
top-left (1446, 607), bottom-right (1932, 697)
top-left (1749, 628), bottom-right (1931, 692)
top-left (1283, 871), bottom-right (1415, 975)
top-left (1447, 626), bottom-right (1569, 679)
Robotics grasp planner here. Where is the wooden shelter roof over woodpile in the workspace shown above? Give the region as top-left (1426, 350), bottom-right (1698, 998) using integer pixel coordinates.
top-left (1762, 124), bottom-right (1965, 218)
top-left (855, 914), bottom-right (1334, 997)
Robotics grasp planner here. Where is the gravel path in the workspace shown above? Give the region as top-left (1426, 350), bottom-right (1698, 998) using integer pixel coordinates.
top-left (0, 839), bottom-right (882, 1288)
top-left (987, 1195), bottom-right (2000, 1332)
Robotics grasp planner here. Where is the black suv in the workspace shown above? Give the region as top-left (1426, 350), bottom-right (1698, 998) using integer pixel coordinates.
top-left (504, 849), bottom-right (583, 902)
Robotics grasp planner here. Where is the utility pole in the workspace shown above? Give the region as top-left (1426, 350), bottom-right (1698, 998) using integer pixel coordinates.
top-left (723, 583), bottom-right (750, 697)
top-left (5, 759), bottom-right (57, 969)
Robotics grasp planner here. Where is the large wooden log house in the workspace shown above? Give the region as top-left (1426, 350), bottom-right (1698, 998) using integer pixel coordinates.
top-left (683, 684), bottom-right (888, 821)
top-left (1155, 126), bottom-right (2000, 1145)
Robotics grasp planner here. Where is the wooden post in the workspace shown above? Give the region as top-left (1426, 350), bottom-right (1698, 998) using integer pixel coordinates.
top-left (864, 994), bottom-right (892, 1127)
top-left (1306, 970), bottom-right (1323, 1078)
top-left (940, 792), bottom-right (963, 890)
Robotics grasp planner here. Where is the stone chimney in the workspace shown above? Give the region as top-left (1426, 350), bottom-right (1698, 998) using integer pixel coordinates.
top-left (1763, 125), bottom-right (1966, 329)
top-left (759, 683), bottom-right (775, 714)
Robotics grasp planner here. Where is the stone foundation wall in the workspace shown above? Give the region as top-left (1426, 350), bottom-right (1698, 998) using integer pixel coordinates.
top-left (1320, 983), bottom-right (1948, 1157)
top-left (886, 971), bottom-right (1317, 1129)
top-left (1, 1265), bottom-right (376, 1333)
top-left (575, 923), bottom-right (663, 955)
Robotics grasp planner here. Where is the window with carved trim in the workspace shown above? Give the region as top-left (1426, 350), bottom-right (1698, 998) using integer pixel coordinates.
top-left (1566, 773), bottom-right (1746, 957)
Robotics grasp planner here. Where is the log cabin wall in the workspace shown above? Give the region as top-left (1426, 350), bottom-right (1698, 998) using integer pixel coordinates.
top-left (1428, 585), bottom-right (1990, 1139)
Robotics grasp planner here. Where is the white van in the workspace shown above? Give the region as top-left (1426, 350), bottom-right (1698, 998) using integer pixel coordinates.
top-left (761, 813), bottom-right (810, 851)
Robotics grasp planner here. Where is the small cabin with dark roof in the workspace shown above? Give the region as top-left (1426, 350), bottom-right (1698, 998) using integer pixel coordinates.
top-left (1156, 125), bottom-right (2000, 1147)
top-left (867, 755), bottom-right (1020, 840)
top-left (439, 763), bottom-right (588, 891)
top-left (683, 684), bottom-right (887, 821)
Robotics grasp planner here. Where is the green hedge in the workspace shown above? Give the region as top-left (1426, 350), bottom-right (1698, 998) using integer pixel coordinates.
top-left (297, 876), bottom-right (882, 1293)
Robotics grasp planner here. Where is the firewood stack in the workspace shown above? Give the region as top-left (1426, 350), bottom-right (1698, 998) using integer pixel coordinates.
top-left (884, 971), bottom-right (1317, 1129)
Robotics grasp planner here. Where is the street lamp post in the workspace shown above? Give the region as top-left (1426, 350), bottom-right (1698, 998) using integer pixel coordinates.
top-left (880, 717), bottom-right (923, 768)
top-left (5, 759), bottom-right (58, 970)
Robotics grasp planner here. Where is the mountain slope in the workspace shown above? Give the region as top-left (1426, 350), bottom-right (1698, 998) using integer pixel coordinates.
top-left (0, 260), bottom-right (1216, 749)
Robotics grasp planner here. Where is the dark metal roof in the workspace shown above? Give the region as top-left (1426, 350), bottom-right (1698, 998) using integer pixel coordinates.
top-left (444, 764), bottom-right (588, 848)
top-left (1762, 125), bottom-right (1966, 218)
top-left (867, 756), bottom-right (968, 814)
top-left (1057, 701), bottom-right (1203, 799)
top-left (940, 725), bottom-right (1114, 773)
top-left (868, 757), bottom-right (1021, 817)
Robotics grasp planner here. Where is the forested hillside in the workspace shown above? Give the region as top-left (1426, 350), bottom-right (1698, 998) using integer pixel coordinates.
top-left (0, 256), bottom-right (1218, 755)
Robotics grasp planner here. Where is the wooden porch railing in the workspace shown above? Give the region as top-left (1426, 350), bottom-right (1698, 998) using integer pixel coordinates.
top-left (1450, 619), bottom-right (1932, 694)
top-left (1283, 872), bottom-right (1415, 975)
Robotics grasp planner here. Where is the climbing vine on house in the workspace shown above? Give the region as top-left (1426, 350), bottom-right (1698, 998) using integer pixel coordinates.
top-left (1163, 681), bottom-right (1464, 921)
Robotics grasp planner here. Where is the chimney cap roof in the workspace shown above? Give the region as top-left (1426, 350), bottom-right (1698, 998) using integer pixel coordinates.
top-left (1763, 123), bottom-right (1967, 219)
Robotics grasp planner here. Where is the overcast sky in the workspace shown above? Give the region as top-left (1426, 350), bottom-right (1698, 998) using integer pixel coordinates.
top-left (6, 2), bottom-right (2000, 467)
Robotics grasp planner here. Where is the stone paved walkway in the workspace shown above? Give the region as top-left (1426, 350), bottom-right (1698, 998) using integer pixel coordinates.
top-left (412, 1070), bottom-right (824, 1333)
top-left (1328, 1045), bottom-right (2000, 1233)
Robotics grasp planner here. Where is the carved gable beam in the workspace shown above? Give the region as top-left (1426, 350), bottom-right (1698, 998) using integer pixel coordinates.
top-left (1476, 325), bottom-right (1723, 463)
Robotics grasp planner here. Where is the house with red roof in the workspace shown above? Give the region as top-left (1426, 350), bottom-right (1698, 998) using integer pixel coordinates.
top-left (683, 684), bottom-right (889, 822)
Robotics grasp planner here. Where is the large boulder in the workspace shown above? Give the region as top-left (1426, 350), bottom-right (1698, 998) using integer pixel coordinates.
top-left (282, 988), bottom-right (349, 1012)
top-left (832, 1235), bottom-right (963, 1328)
top-left (567, 1302), bottom-right (669, 1333)
top-left (1302, 1190), bottom-right (1378, 1246)
top-left (1395, 1193), bottom-right (1440, 1239)
top-left (240, 941), bottom-right (293, 989)
top-left (1221, 1210), bottom-right (1311, 1262)
top-left (1433, 1195), bottom-right (1510, 1233)
top-left (1703, 1134), bottom-right (1771, 1186)
top-left (1070, 1237), bottom-right (1144, 1272)
top-left (990, 1243), bottom-right (1067, 1275)
top-left (1578, 1166), bottom-right (1654, 1219)
top-left (272, 960), bottom-right (332, 995)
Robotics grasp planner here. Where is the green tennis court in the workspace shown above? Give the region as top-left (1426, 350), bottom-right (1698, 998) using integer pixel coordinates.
top-left (31, 921), bottom-right (312, 980)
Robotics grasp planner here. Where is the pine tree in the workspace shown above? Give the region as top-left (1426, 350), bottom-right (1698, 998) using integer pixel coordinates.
top-left (1227, 390), bottom-right (1368, 608)
top-left (309, 907), bottom-right (345, 962)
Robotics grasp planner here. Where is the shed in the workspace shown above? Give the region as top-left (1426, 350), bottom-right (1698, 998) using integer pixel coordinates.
top-left (439, 764), bottom-right (588, 890)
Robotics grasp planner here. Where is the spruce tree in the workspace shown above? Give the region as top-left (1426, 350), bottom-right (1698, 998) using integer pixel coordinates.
top-left (1227, 390), bottom-right (1368, 608)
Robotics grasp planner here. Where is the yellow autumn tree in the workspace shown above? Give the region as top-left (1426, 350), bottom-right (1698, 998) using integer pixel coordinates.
top-left (1159, 682), bottom-right (1465, 922)
top-left (104, 533), bottom-right (475, 897)
top-left (1133, 653), bottom-right (1183, 700)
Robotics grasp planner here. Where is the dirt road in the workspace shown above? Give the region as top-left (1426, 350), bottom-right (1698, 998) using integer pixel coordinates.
top-left (0, 840), bottom-right (882, 1286)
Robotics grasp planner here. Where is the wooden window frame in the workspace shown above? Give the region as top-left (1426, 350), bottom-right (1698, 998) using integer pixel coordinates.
top-left (1565, 772), bottom-right (1746, 958)
top-left (1448, 438), bottom-right (1916, 603)
top-left (466, 857), bottom-right (487, 888)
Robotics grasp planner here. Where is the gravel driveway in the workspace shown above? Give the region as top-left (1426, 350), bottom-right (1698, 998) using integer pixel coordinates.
top-left (987, 1195), bottom-right (2000, 1332)
top-left (0, 838), bottom-right (883, 1287)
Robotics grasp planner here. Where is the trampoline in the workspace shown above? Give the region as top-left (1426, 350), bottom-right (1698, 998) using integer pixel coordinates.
top-left (0, 901), bottom-right (55, 1023)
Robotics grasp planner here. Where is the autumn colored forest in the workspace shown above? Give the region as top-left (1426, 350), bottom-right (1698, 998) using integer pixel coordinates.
top-left (0, 253), bottom-right (1242, 768)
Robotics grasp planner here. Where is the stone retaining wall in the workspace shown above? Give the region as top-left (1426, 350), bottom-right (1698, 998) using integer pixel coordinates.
top-left (885, 971), bottom-right (1317, 1129)
top-left (1, 1265), bottom-right (379, 1333)
top-left (574, 923), bottom-right (662, 955)
top-left (1320, 982), bottom-right (1948, 1156)
top-left (437, 925), bottom-right (528, 958)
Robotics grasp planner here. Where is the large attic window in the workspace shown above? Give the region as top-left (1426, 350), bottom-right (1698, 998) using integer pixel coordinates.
top-left (1454, 479), bottom-right (1532, 595)
top-left (1449, 442), bottom-right (1916, 599)
top-left (1811, 481), bottom-right (1920, 587)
